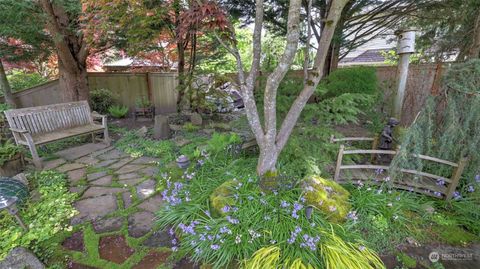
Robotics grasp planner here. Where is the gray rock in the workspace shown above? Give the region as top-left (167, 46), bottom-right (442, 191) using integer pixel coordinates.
top-left (76, 156), bottom-right (100, 165)
top-left (136, 180), bottom-right (156, 200)
top-left (0, 247), bottom-right (45, 269)
top-left (116, 164), bottom-right (145, 174)
top-left (81, 187), bottom-right (125, 199)
top-left (135, 126), bottom-right (148, 137)
top-left (153, 115), bottom-right (170, 140)
top-left (109, 158), bottom-right (134, 170)
top-left (98, 149), bottom-right (128, 161)
top-left (128, 211), bottom-right (155, 238)
top-left (72, 195), bottom-right (118, 225)
top-left (132, 157), bottom-right (159, 165)
top-left (69, 186), bottom-right (87, 194)
top-left (140, 166), bottom-right (158, 177)
top-left (142, 230), bottom-right (173, 248)
top-left (56, 143), bottom-right (108, 161)
top-left (43, 158), bottom-right (66, 170)
top-left (91, 176), bottom-right (113, 186)
top-left (92, 217), bottom-right (124, 233)
top-left (95, 159), bottom-right (117, 168)
top-left (87, 171), bottom-right (108, 181)
top-left (137, 195), bottom-right (163, 212)
top-left (118, 173), bottom-right (140, 180)
top-left (190, 112), bottom-right (202, 126)
top-left (122, 192), bottom-right (133, 209)
top-left (174, 137), bottom-right (191, 147)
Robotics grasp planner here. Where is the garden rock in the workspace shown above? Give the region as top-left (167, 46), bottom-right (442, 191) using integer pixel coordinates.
top-left (119, 177), bottom-right (144, 186)
top-left (93, 216), bottom-right (124, 233)
top-left (132, 250), bottom-right (170, 269)
top-left (87, 171), bottom-right (108, 181)
top-left (72, 195), bottom-right (118, 224)
top-left (90, 175), bottom-right (113, 186)
top-left (190, 112), bottom-right (203, 126)
top-left (116, 164), bottom-right (144, 174)
top-left (12, 173), bottom-right (28, 185)
top-left (135, 126), bottom-right (148, 137)
top-left (81, 186), bottom-right (125, 199)
top-left (43, 158), bottom-right (66, 170)
top-left (210, 180), bottom-right (239, 216)
top-left (56, 143), bottom-right (109, 161)
top-left (153, 115), bottom-right (171, 140)
top-left (67, 168), bottom-right (86, 183)
top-left (142, 230), bottom-right (173, 248)
top-left (98, 235), bottom-right (134, 264)
top-left (0, 247), bottom-right (45, 269)
top-left (138, 194), bottom-right (163, 212)
top-left (62, 231), bottom-right (85, 252)
top-left (302, 175), bottom-right (351, 223)
top-left (128, 211), bottom-right (155, 238)
top-left (136, 179), bottom-right (156, 199)
top-left (57, 163), bottom-right (85, 173)
top-left (122, 192), bottom-right (133, 208)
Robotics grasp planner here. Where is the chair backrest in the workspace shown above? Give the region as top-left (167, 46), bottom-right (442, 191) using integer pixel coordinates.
top-left (4, 101), bottom-right (93, 135)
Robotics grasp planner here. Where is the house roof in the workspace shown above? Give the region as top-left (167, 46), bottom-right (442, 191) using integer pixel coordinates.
top-left (340, 48), bottom-right (393, 65)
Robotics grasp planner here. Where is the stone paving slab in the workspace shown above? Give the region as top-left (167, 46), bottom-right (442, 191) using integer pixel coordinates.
top-left (137, 195), bottom-right (163, 213)
top-left (92, 216), bottom-right (124, 233)
top-left (56, 143), bottom-right (109, 161)
top-left (89, 146), bottom-right (114, 158)
top-left (71, 195), bottom-right (118, 225)
top-left (98, 235), bottom-right (134, 264)
top-left (69, 186), bottom-right (87, 194)
top-left (44, 158), bottom-right (66, 170)
top-left (57, 163), bottom-right (86, 173)
top-left (98, 149), bottom-right (129, 160)
top-left (87, 171), bottom-right (108, 181)
top-left (82, 187), bottom-right (126, 199)
top-left (128, 211), bottom-right (155, 238)
top-left (118, 173), bottom-right (140, 180)
top-left (122, 192), bottom-right (133, 209)
top-left (136, 180), bottom-right (156, 200)
top-left (109, 158), bottom-right (135, 170)
top-left (131, 156), bottom-right (159, 165)
top-left (67, 168), bottom-right (86, 184)
top-left (142, 230), bottom-right (173, 248)
top-left (140, 166), bottom-right (159, 177)
top-left (76, 156), bottom-right (99, 166)
top-left (116, 164), bottom-right (146, 174)
top-left (95, 159), bottom-right (117, 168)
top-left (132, 250), bottom-right (170, 269)
top-left (119, 178), bottom-right (144, 187)
top-left (90, 176), bottom-right (113, 186)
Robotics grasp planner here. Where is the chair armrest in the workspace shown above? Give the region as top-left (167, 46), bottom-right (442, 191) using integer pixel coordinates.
top-left (91, 112), bottom-right (107, 127)
top-left (10, 127), bottom-right (28, 134)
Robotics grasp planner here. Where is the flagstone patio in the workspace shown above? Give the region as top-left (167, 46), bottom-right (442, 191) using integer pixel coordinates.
top-left (44, 143), bottom-right (196, 268)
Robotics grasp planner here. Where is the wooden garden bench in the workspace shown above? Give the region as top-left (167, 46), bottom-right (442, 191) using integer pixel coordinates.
top-left (4, 101), bottom-right (110, 169)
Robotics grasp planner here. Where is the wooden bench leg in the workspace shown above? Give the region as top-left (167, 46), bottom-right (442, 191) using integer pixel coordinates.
top-left (24, 134), bottom-right (42, 169)
top-left (103, 127), bottom-right (111, 146)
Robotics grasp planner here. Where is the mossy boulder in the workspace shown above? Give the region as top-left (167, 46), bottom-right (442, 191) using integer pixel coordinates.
top-left (210, 180), bottom-right (239, 217)
top-left (302, 175), bottom-right (350, 222)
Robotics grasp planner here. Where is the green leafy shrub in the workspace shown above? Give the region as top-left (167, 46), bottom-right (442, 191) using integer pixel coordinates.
top-left (0, 140), bottom-right (23, 165)
top-left (0, 170), bottom-right (77, 260)
top-left (183, 122), bottom-right (200, 132)
top-left (6, 70), bottom-right (48, 92)
top-left (90, 88), bottom-right (117, 114)
top-left (207, 132), bottom-right (241, 154)
top-left (317, 66), bottom-right (378, 97)
top-left (108, 105), bottom-right (129, 118)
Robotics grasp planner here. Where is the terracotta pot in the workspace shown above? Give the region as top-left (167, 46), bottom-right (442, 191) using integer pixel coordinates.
top-left (0, 153), bottom-right (24, 177)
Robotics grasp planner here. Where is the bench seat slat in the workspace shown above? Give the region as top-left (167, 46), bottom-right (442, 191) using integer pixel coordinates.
top-left (15, 124), bottom-right (104, 146)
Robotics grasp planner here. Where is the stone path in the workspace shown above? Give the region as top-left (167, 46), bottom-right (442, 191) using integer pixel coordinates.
top-left (45, 143), bottom-right (195, 268)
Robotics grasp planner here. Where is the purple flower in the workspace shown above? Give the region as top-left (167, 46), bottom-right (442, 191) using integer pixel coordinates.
top-left (178, 221), bottom-right (199, 235)
top-left (329, 206), bottom-right (337, 212)
top-left (207, 235), bottom-right (214, 241)
top-left (468, 185), bottom-right (475, 192)
top-left (195, 248), bottom-right (202, 254)
top-left (434, 191), bottom-right (442, 197)
top-left (299, 196), bottom-right (306, 203)
top-left (475, 174), bottom-right (480, 183)
top-left (172, 246), bottom-right (178, 252)
top-left (280, 200), bottom-right (290, 208)
top-left (197, 159), bottom-right (205, 166)
top-left (169, 227), bottom-right (175, 236)
top-left (375, 168), bottom-right (384, 175)
top-left (346, 211), bottom-right (358, 221)
top-left (436, 179), bottom-right (446, 186)
top-left (222, 205), bottom-right (231, 213)
top-left (359, 245), bottom-right (366, 251)
top-left (219, 226), bottom-right (232, 234)
top-left (453, 191), bottom-right (462, 200)
top-left (292, 212), bottom-right (299, 219)
top-left (226, 215), bottom-right (240, 224)
top-left (210, 244), bottom-right (220, 250)
top-left (293, 202), bottom-right (303, 211)
top-left (299, 234), bottom-right (321, 251)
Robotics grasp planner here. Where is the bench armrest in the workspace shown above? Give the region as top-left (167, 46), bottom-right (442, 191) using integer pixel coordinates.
top-left (91, 112), bottom-right (107, 127)
top-left (10, 127), bottom-right (28, 134)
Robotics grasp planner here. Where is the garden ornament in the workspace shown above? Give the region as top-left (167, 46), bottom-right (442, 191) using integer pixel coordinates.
top-left (379, 118), bottom-right (399, 150)
top-left (305, 206), bottom-right (313, 220)
top-left (176, 155), bottom-right (190, 170)
top-left (0, 195), bottom-right (28, 231)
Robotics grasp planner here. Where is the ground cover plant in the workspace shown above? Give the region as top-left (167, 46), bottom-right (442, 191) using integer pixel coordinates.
top-left (0, 170), bottom-right (77, 261)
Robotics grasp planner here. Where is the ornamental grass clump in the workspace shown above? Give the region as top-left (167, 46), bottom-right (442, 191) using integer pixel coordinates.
top-left (156, 149), bottom-right (384, 269)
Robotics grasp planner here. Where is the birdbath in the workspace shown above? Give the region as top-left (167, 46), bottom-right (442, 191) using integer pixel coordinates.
top-left (0, 195), bottom-right (28, 231)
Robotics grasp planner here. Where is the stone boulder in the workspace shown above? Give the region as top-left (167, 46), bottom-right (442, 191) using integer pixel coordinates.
top-left (302, 175), bottom-right (350, 223)
top-left (190, 113), bottom-right (202, 126)
top-left (209, 180), bottom-right (239, 217)
top-left (0, 247), bottom-right (45, 269)
top-left (153, 115), bottom-right (170, 140)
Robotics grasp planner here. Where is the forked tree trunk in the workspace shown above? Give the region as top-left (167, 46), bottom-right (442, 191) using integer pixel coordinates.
top-left (0, 59), bottom-right (16, 108)
top-left (39, 0), bottom-right (89, 102)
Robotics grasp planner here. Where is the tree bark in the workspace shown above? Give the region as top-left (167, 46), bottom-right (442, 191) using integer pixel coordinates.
top-left (39, 0), bottom-right (89, 102)
top-left (0, 59), bottom-right (16, 108)
top-left (468, 10), bottom-right (480, 59)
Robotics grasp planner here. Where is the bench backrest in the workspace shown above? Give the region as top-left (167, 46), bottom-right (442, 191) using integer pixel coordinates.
top-left (4, 101), bottom-right (93, 135)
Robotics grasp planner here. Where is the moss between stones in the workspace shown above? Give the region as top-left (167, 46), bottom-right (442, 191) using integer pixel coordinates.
top-left (396, 252), bottom-right (417, 268)
top-left (302, 175), bottom-right (351, 223)
top-left (209, 180), bottom-right (239, 217)
top-left (434, 224), bottom-right (478, 246)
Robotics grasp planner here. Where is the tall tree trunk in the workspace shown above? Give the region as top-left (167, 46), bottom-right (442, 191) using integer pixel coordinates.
top-left (468, 10), bottom-right (480, 59)
top-left (58, 59), bottom-right (89, 102)
top-left (0, 60), bottom-right (16, 108)
top-left (39, 0), bottom-right (89, 102)
top-left (175, 0), bottom-right (187, 108)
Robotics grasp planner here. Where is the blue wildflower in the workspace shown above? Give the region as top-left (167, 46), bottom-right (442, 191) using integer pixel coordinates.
top-left (210, 244), bottom-right (220, 250)
top-left (468, 185), bottom-right (475, 192)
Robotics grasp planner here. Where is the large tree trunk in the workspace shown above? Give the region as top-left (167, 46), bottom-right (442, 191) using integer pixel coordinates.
top-left (0, 60), bottom-right (16, 108)
top-left (39, 0), bottom-right (89, 102)
top-left (58, 60), bottom-right (89, 101)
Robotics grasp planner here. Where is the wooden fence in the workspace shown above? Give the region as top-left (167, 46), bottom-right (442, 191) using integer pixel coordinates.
top-left (3, 72), bottom-right (178, 114)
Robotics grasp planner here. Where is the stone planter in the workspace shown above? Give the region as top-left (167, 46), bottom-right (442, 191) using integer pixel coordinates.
top-left (0, 153), bottom-right (24, 177)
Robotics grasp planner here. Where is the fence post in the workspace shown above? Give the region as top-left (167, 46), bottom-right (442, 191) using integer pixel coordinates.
top-left (446, 157), bottom-right (468, 200)
top-left (334, 144), bottom-right (345, 181)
